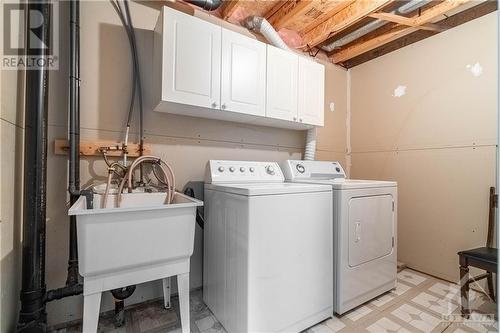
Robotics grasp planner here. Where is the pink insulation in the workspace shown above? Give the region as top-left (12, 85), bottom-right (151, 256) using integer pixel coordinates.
top-left (226, 6), bottom-right (249, 24)
top-left (278, 28), bottom-right (304, 49)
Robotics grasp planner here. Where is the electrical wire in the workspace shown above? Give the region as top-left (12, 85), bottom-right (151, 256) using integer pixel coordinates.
top-left (107, 2), bottom-right (174, 209)
top-left (123, 0), bottom-right (144, 181)
top-left (109, 0), bottom-right (134, 166)
top-left (109, 0), bottom-right (135, 128)
top-left (109, 0), bottom-right (144, 172)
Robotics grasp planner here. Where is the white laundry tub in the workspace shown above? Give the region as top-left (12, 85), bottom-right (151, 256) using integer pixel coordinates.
top-left (68, 192), bottom-right (203, 277)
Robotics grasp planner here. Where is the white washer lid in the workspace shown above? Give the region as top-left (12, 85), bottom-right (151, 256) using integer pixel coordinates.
top-left (204, 182), bottom-right (332, 196)
top-left (291, 179), bottom-right (397, 190)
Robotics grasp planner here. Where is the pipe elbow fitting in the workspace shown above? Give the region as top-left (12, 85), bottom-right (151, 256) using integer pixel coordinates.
top-left (243, 15), bottom-right (264, 31)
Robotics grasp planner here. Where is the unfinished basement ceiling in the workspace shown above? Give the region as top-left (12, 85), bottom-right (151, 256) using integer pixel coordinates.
top-left (212, 0), bottom-right (498, 67)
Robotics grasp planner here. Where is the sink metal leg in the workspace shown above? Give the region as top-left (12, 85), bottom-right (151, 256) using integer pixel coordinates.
top-left (178, 273), bottom-right (190, 333)
top-left (83, 292), bottom-right (102, 333)
top-left (162, 277), bottom-right (171, 309)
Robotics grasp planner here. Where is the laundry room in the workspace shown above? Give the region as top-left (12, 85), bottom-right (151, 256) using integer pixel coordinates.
top-left (0, 0), bottom-right (498, 332)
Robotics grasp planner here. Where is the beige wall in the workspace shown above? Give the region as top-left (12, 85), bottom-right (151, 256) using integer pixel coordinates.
top-left (0, 57), bottom-right (24, 332)
top-left (317, 64), bottom-right (349, 166)
top-left (43, 1), bottom-right (348, 326)
top-left (349, 12), bottom-right (498, 282)
top-left (9, 0), bottom-right (495, 327)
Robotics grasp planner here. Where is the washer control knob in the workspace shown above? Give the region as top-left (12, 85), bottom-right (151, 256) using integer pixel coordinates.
top-left (249, 167), bottom-right (255, 173)
top-left (296, 164), bottom-right (305, 173)
top-left (240, 167), bottom-right (246, 172)
top-left (218, 166), bottom-right (225, 172)
top-left (336, 167), bottom-right (341, 172)
top-left (266, 165), bottom-right (275, 175)
top-left (229, 167), bottom-right (235, 173)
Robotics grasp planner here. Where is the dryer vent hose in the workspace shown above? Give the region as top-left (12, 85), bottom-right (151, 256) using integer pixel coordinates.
top-left (304, 128), bottom-right (317, 161)
top-left (243, 16), bottom-right (316, 161)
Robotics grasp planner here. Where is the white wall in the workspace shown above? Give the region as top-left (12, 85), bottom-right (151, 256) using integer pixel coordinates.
top-left (349, 12), bottom-right (498, 282)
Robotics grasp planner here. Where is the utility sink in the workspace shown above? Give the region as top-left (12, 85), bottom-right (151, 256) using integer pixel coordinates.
top-left (68, 192), bottom-right (202, 333)
top-left (69, 192), bottom-right (203, 277)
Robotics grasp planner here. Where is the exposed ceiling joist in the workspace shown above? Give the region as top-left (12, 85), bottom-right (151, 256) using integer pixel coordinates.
top-left (368, 12), bottom-right (445, 32)
top-left (221, 0), bottom-right (284, 22)
top-left (413, 0), bottom-right (471, 26)
top-left (300, 0), bottom-right (394, 49)
top-left (264, 0), bottom-right (294, 20)
top-left (330, 0), bottom-right (472, 63)
top-left (332, 25), bottom-right (416, 63)
top-left (267, 0), bottom-right (353, 33)
top-left (342, 0), bottom-right (498, 68)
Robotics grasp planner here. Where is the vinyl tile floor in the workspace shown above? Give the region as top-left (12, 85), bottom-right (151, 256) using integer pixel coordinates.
top-left (52, 269), bottom-right (497, 333)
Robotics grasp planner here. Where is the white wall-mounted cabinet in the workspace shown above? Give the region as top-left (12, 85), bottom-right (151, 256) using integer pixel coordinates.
top-left (155, 6), bottom-right (221, 110)
top-left (298, 57), bottom-right (325, 126)
top-left (154, 6), bottom-right (325, 130)
top-left (266, 45), bottom-right (325, 127)
top-left (266, 45), bottom-right (298, 122)
top-left (221, 29), bottom-right (266, 117)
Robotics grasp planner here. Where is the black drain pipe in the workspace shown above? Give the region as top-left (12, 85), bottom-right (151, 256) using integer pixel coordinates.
top-left (17, 1), bottom-right (51, 332)
top-left (66, 0), bottom-right (83, 288)
top-left (46, 0), bottom-right (91, 301)
top-left (18, 0), bottom-right (88, 330)
top-left (46, 0), bottom-right (90, 304)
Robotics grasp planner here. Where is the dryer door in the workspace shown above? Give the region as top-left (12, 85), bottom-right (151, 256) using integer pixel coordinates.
top-left (348, 195), bottom-right (394, 267)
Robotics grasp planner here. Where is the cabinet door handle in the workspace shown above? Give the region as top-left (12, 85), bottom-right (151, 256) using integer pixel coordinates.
top-left (221, 104), bottom-right (226, 110)
top-left (211, 102), bottom-right (217, 108)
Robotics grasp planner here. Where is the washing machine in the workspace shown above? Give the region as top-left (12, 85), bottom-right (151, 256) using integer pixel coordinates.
top-left (281, 160), bottom-right (397, 315)
top-left (203, 160), bottom-right (333, 333)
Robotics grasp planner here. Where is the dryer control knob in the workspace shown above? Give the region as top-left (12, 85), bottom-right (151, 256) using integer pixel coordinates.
top-left (249, 167), bottom-right (255, 173)
top-left (218, 166), bottom-right (225, 172)
top-left (296, 164), bottom-right (305, 173)
top-left (266, 165), bottom-right (275, 175)
top-left (240, 167), bottom-right (246, 172)
top-left (229, 167), bottom-right (235, 173)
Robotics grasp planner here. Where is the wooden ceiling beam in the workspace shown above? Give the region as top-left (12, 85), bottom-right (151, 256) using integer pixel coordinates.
top-left (300, 0), bottom-right (395, 49)
top-left (341, 0), bottom-right (498, 68)
top-left (221, 0), bottom-right (239, 19)
top-left (332, 25), bottom-right (416, 62)
top-left (413, 0), bottom-right (471, 26)
top-left (301, 1), bottom-right (355, 34)
top-left (368, 12), bottom-right (445, 32)
top-left (264, 0), bottom-right (294, 20)
top-left (267, 0), bottom-right (353, 33)
top-left (268, 0), bottom-right (306, 29)
top-left (330, 0), bottom-right (472, 63)
top-left (221, 0), bottom-right (285, 22)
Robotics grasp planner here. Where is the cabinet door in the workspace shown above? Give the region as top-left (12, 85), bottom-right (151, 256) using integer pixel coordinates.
top-left (266, 45), bottom-right (298, 122)
top-left (298, 57), bottom-right (325, 126)
top-left (162, 8), bottom-right (221, 109)
top-left (221, 29), bottom-right (266, 117)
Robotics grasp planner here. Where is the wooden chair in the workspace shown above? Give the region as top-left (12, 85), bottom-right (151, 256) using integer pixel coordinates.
top-left (458, 186), bottom-right (498, 318)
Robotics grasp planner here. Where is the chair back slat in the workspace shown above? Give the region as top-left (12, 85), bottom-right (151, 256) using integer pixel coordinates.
top-left (486, 186), bottom-right (497, 248)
